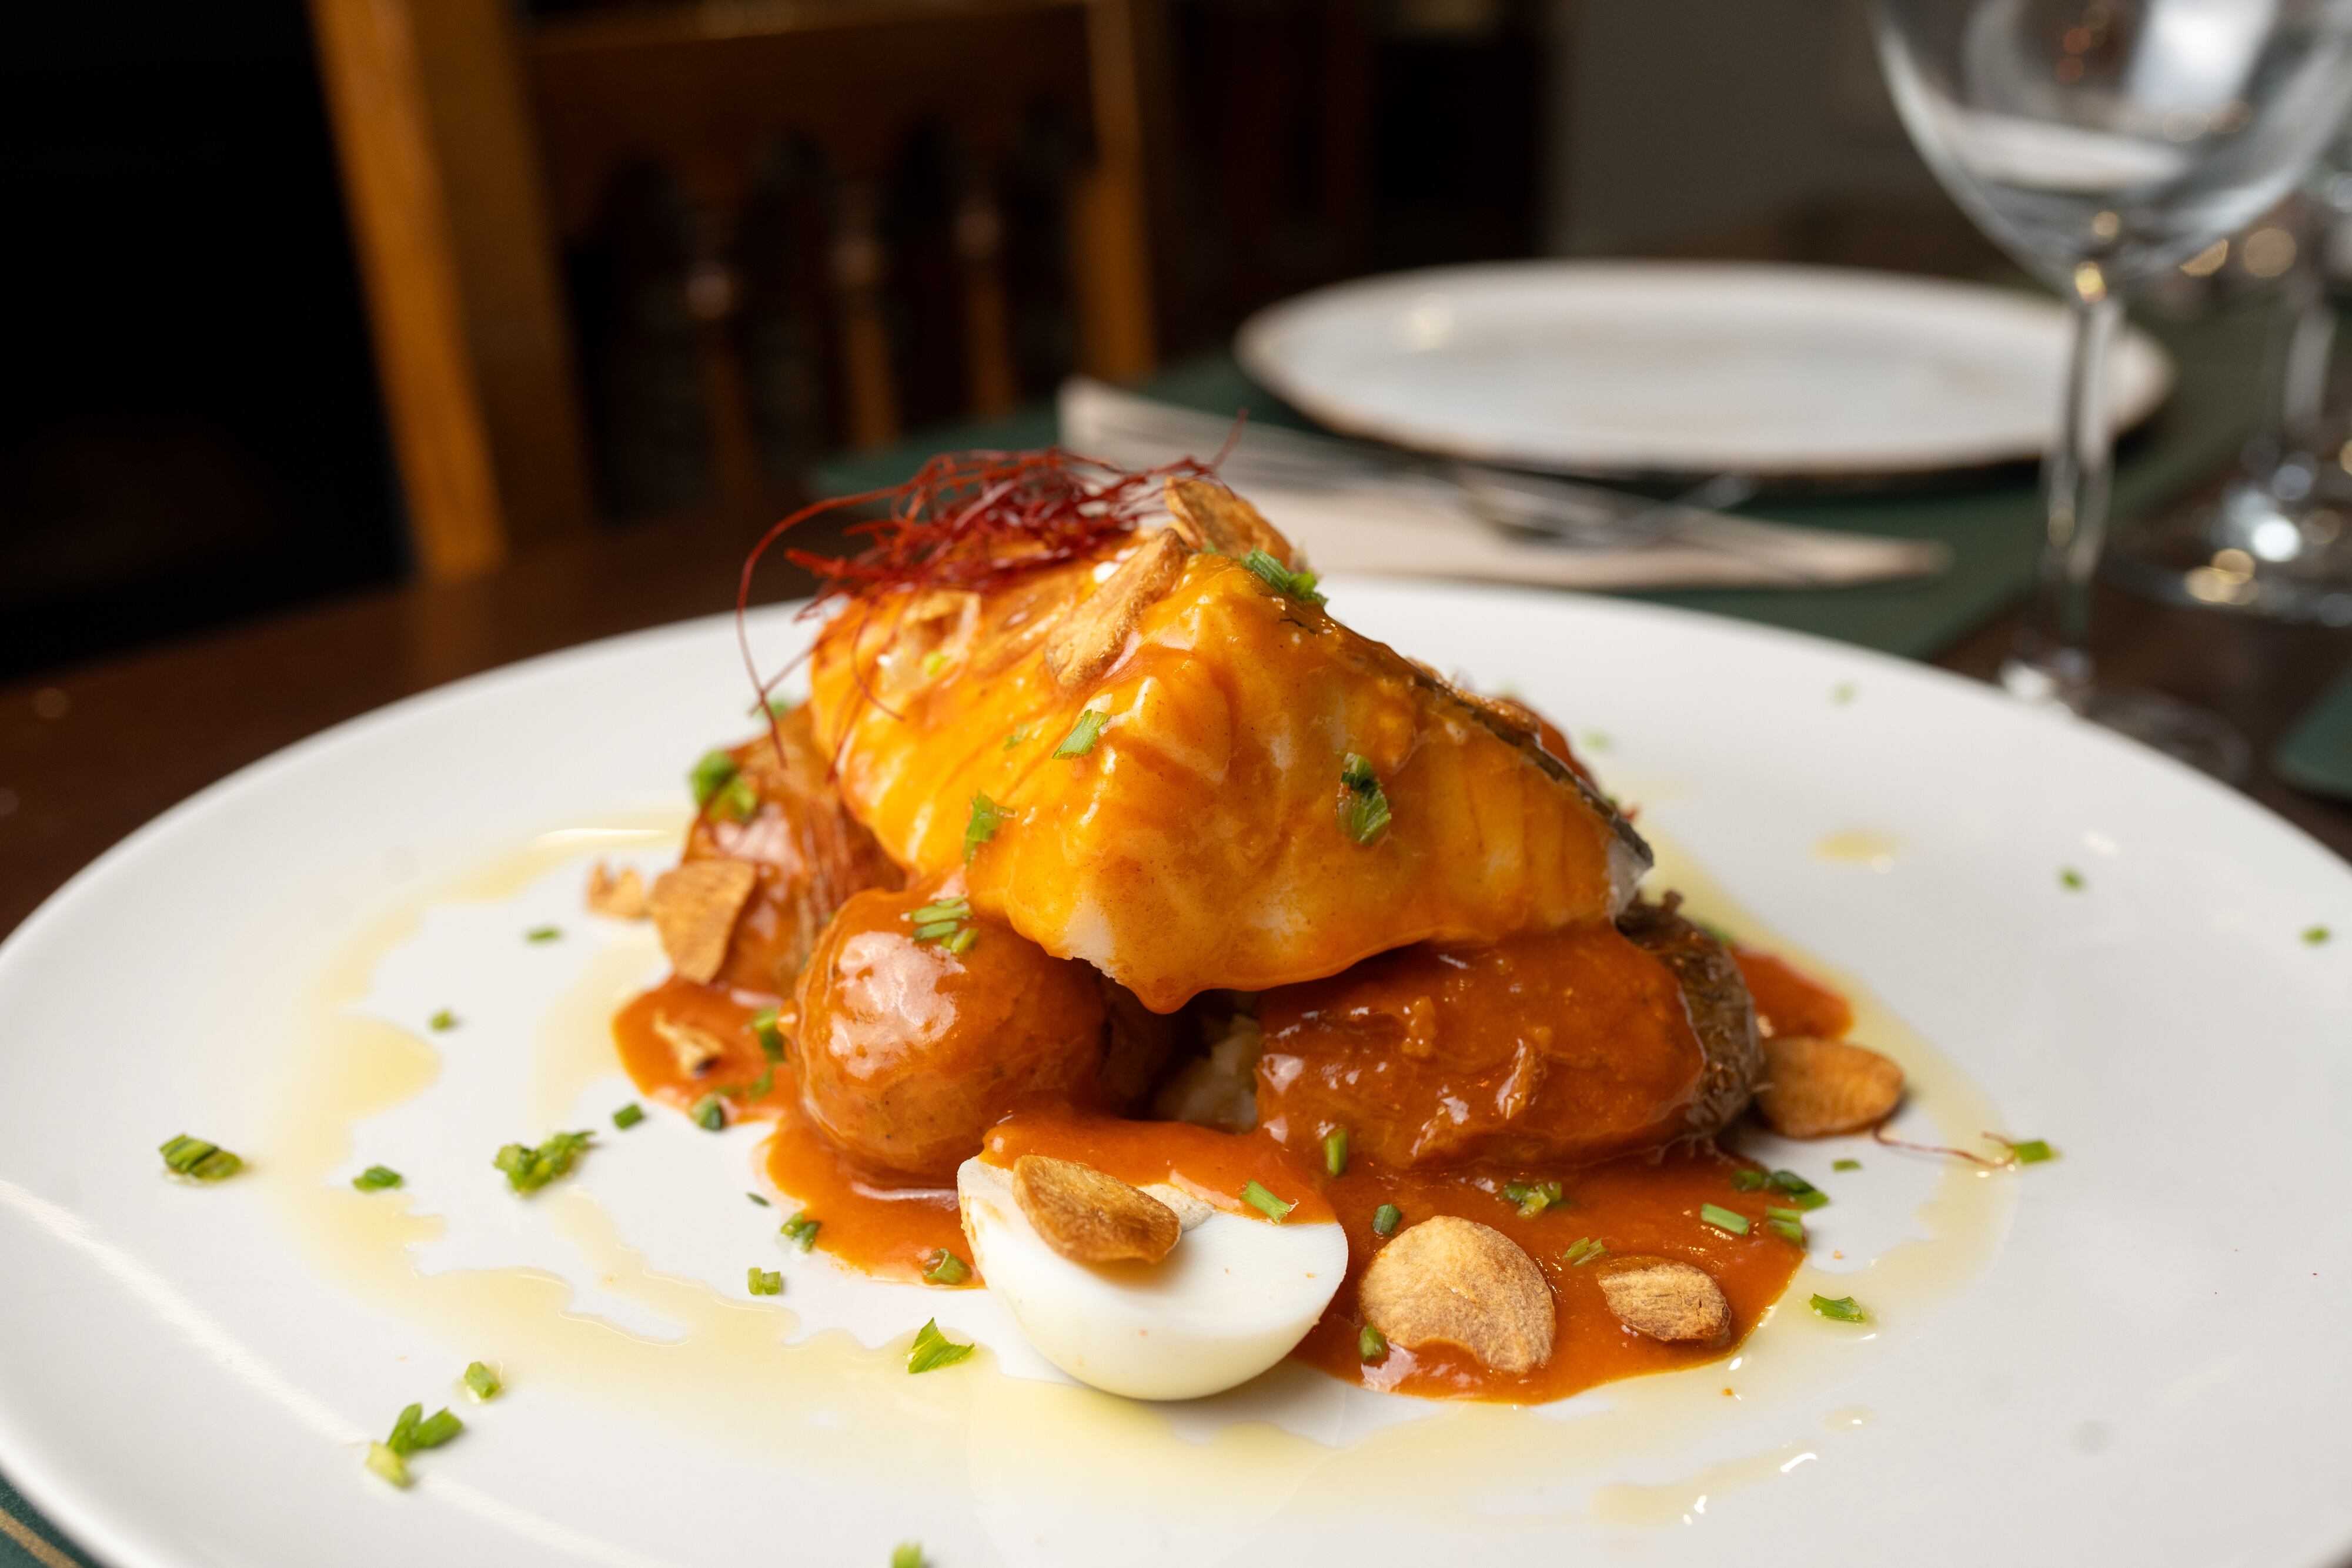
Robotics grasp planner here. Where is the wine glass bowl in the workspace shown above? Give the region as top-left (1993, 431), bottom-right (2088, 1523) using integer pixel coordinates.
top-left (1873, 0), bottom-right (2352, 778)
top-left (1881, 0), bottom-right (2352, 288)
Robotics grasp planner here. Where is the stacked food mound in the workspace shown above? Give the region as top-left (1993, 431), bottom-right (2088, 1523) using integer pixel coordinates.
top-left (607, 452), bottom-right (1904, 1403)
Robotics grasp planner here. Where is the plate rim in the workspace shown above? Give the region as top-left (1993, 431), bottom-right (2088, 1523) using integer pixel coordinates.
top-left (1232, 259), bottom-right (2178, 480)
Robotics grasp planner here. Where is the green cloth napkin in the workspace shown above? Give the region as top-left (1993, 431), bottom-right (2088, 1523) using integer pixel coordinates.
top-left (0, 296), bottom-right (2272, 1568)
top-left (822, 302), bottom-right (2269, 659)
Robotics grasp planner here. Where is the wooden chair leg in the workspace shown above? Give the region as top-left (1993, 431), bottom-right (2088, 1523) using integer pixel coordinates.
top-left (958, 188), bottom-right (1020, 417)
top-left (833, 182), bottom-right (901, 452)
top-left (683, 202), bottom-right (763, 517)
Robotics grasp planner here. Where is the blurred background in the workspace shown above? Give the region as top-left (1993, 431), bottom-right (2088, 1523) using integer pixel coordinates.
top-left (0, 0), bottom-right (2041, 678)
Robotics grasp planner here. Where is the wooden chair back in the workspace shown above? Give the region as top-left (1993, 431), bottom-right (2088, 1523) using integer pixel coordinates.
top-left (311, 0), bottom-right (1158, 579)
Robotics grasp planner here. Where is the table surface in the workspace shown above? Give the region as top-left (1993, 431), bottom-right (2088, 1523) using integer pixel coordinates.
top-left (1, 499), bottom-right (2347, 952)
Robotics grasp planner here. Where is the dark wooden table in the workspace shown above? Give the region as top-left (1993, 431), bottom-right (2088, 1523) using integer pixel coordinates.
top-left (2, 513), bottom-right (2348, 944)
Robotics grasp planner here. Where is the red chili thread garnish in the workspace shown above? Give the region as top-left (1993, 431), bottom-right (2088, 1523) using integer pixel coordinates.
top-left (733, 438), bottom-right (1238, 757)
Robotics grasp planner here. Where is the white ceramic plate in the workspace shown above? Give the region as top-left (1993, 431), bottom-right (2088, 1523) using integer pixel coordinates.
top-left (1235, 262), bottom-right (2176, 479)
top-left (1, 587), bottom-right (2346, 1568)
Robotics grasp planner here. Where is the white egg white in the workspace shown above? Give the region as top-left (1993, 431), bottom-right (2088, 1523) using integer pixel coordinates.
top-left (956, 1158), bottom-right (1347, 1401)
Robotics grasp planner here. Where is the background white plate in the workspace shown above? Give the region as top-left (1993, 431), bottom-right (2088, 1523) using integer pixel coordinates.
top-left (1235, 262), bottom-right (2176, 479)
top-left (0, 586), bottom-right (2346, 1568)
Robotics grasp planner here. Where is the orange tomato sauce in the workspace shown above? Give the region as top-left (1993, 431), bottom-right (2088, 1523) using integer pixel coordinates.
top-left (1296, 1146), bottom-right (1802, 1403)
top-left (614, 946), bottom-right (1825, 1402)
top-left (1733, 947), bottom-right (1855, 1039)
top-left (613, 977), bottom-right (968, 1283)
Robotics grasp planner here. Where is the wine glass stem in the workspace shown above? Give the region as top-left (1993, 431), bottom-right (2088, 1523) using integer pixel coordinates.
top-left (2006, 287), bottom-right (2122, 708)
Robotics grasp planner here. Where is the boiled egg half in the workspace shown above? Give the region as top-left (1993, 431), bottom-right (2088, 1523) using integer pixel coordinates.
top-left (957, 1157), bottom-right (1347, 1400)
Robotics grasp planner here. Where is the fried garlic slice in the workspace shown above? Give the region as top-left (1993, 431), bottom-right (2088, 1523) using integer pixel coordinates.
top-left (1358, 1215), bottom-right (1554, 1374)
top-left (1010, 1154), bottom-right (1182, 1264)
top-left (1596, 1256), bottom-right (1732, 1343)
top-left (648, 859), bottom-right (757, 984)
top-left (1753, 1035), bottom-right (1904, 1138)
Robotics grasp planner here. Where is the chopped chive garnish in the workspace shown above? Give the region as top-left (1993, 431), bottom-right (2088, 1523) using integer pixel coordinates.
top-left (1002, 724), bottom-right (1036, 751)
top-left (1810, 1293), bottom-right (1868, 1323)
top-left (747, 1192), bottom-right (770, 1206)
top-left (1502, 1179), bottom-right (1564, 1218)
top-left (690, 1094), bottom-right (726, 1131)
top-left (747, 1266), bottom-right (784, 1296)
top-left (409, 1409), bottom-right (463, 1450)
top-left (159, 1134), bottom-right (242, 1182)
top-left (750, 1008), bottom-right (785, 1060)
top-left (525, 925), bottom-right (562, 942)
top-left (1767, 1170), bottom-right (1828, 1209)
top-left (386, 1403), bottom-right (419, 1454)
top-left (352, 1165), bottom-right (404, 1192)
top-left (365, 1441), bottom-right (410, 1488)
top-left (1337, 753), bottom-right (1392, 845)
top-left (921, 650), bottom-right (950, 677)
top-left (907, 1318), bottom-right (974, 1373)
top-left (2009, 1138), bottom-right (2056, 1165)
top-left (1764, 1205), bottom-right (1804, 1221)
top-left (612, 1102), bottom-right (645, 1129)
top-left (1832, 1158), bottom-right (1861, 1172)
top-left (1731, 1168), bottom-right (1769, 1192)
top-left (714, 773), bottom-right (759, 823)
top-left (1563, 1236), bottom-right (1606, 1266)
top-left (1324, 1127), bottom-right (1349, 1177)
top-left (892, 1544), bottom-right (927, 1568)
top-left (1240, 547), bottom-right (1325, 606)
top-left (2307, 924), bottom-right (2333, 945)
top-left (462, 1362), bottom-right (500, 1401)
top-left (780, 1211), bottom-right (821, 1251)
top-left (428, 1009), bottom-right (457, 1032)
top-left (689, 750), bottom-right (739, 807)
top-left (493, 1129), bottom-right (592, 1192)
top-left (907, 895), bottom-right (978, 953)
top-left (765, 694), bottom-right (796, 718)
top-left (964, 793), bottom-right (1005, 861)
top-left (2059, 867), bottom-right (2084, 891)
top-left (922, 1249), bottom-right (971, 1286)
top-left (1699, 1202), bottom-right (1750, 1236)
top-left (384, 1402), bottom-right (462, 1456)
top-left (1053, 708), bottom-right (1110, 758)
top-left (1371, 1202), bottom-right (1402, 1236)
top-left (1241, 1180), bottom-right (1294, 1222)
top-left (1359, 1323), bottom-right (1388, 1362)
top-left (1765, 1216), bottom-right (1808, 1245)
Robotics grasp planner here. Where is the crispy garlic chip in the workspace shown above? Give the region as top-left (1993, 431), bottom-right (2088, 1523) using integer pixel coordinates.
top-left (1043, 528), bottom-right (1191, 689)
top-left (1358, 1215), bottom-right (1555, 1374)
top-left (1010, 1154), bottom-right (1182, 1264)
top-left (1162, 476), bottom-right (1300, 567)
top-left (650, 1014), bottom-right (726, 1078)
top-left (1753, 1035), bottom-right (1905, 1138)
top-left (586, 861), bottom-right (648, 920)
top-left (648, 859), bottom-right (758, 984)
top-left (1596, 1256), bottom-right (1732, 1344)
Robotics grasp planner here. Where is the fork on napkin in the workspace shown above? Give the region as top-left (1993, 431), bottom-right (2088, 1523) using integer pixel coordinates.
top-left (1058, 377), bottom-right (1952, 591)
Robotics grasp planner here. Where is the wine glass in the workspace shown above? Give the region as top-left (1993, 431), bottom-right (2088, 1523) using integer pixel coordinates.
top-left (1873, 0), bottom-right (2352, 778)
top-left (2117, 112), bottom-right (2352, 625)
